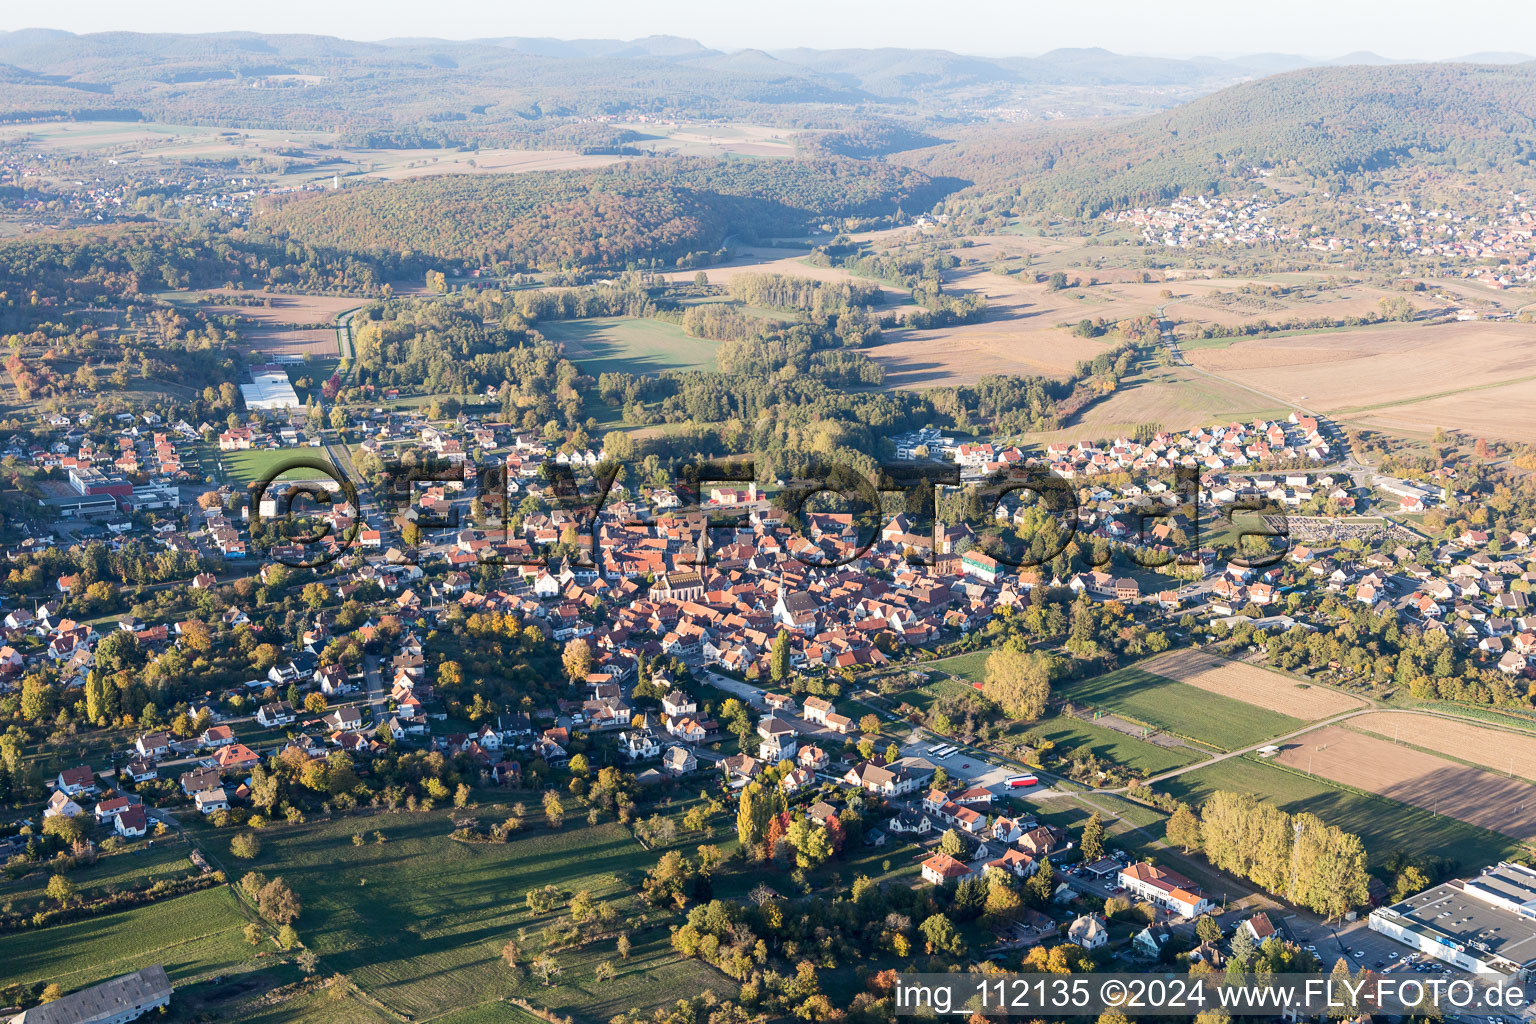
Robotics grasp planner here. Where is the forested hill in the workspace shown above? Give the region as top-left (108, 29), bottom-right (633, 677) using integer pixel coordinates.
top-left (258, 158), bottom-right (946, 270)
top-left (905, 62), bottom-right (1536, 218)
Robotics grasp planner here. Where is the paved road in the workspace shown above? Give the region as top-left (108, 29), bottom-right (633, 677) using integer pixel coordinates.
top-left (361, 654), bottom-right (386, 727)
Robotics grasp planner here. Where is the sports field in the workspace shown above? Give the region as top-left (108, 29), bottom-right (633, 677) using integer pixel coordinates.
top-left (1137, 650), bottom-right (1366, 718)
top-left (219, 447), bottom-right (337, 485)
top-left (1158, 756), bottom-right (1520, 868)
top-left (1035, 717), bottom-right (1204, 777)
top-left (1061, 663), bottom-right (1304, 751)
top-left (539, 317), bottom-right (721, 376)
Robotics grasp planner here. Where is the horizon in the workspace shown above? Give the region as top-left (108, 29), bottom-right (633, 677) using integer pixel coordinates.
top-left (4, 1), bottom-right (1536, 65)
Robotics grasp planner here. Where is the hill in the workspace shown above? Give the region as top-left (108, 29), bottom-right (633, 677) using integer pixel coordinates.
top-left (901, 62), bottom-right (1536, 217)
top-left (258, 158), bottom-right (945, 269)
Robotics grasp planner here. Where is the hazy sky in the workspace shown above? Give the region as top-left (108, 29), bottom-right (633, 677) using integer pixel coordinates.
top-left (4, 0), bottom-right (1535, 59)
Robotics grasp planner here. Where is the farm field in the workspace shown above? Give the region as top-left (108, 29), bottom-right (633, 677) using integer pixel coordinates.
top-left (659, 248), bottom-right (917, 308)
top-left (0, 886), bottom-right (262, 992)
top-left (233, 812), bottom-right (730, 1022)
top-left (1060, 663), bottom-right (1305, 751)
top-left (1158, 756), bottom-right (1520, 869)
top-left (1351, 712), bottom-right (1536, 782)
top-left (1137, 650), bottom-right (1367, 718)
top-left (1034, 717), bottom-right (1204, 777)
top-left (182, 290), bottom-right (364, 327)
top-left (1185, 320), bottom-right (1536, 440)
top-left (1029, 363), bottom-right (1286, 441)
top-left (1273, 726), bottom-right (1536, 841)
top-left (539, 316), bottom-right (721, 376)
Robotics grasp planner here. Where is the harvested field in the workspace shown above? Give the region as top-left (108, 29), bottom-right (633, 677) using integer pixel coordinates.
top-left (1025, 364), bottom-right (1285, 441)
top-left (1140, 650), bottom-right (1366, 718)
top-left (191, 289), bottom-right (362, 327)
top-left (1185, 321), bottom-right (1536, 436)
top-left (366, 149), bottom-right (622, 179)
top-left (1351, 712), bottom-right (1536, 782)
top-left (1273, 726), bottom-right (1536, 841)
top-left (1342, 375), bottom-right (1536, 443)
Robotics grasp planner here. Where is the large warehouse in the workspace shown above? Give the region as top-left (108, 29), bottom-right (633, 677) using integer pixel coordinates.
top-left (1369, 861), bottom-right (1536, 979)
top-left (240, 364), bottom-right (300, 411)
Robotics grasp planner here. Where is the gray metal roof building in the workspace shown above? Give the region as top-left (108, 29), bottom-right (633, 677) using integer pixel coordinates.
top-left (11, 965), bottom-right (172, 1024)
top-left (1369, 861), bottom-right (1536, 978)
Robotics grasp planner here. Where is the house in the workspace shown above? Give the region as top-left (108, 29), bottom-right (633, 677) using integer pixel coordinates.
top-left (1133, 921), bottom-right (1175, 958)
top-left (757, 714), bottom-right (798, 762)
top-left (114, 804), bottom-right (149, 838)
top-left (56, 765), bottom-right (97, 796)
top-left (780, 766), bottom-right (816, 795)
top-left (720, 753), bottom-right (762, 789)
top-left (135, 732), bottom-right (172, 759)
top-left (95, 796), bottom-right (131, 823)
top-left (921, 852), bottom-right (973, 886)
top-left (45, 790), bottom-right (83, 818)
top-left (1240, 912), bottom-right (1278, 944)
top-left (201, 725), bottom-right (235, 748)
top-left (1119, 861), bottom-right (1212, 917)
top-left (618, 717), bottom-right (661, 761)
top-left (179, 767), bottom-right (222, 795)
top-left (662, 745), bottom-right (697, 775)
top-left (213, 743), bottom-right (260, 773)
top-left (801, 696), bottom-right (833, 724)
top-left (984, 847), bottom-right (1037, 879)
top-left (661, 689), bottom-right (697, 718)
top-left (1068, 913), bottom-right (1109, 950)
top-left (194, 787), bottom-right (230, 814)
top-left (797, 745), bottom-right (829, 771)
top-left (123, 758), bottom-right (158, 783)
top-left (256, 701), bottom-right (296, 728)
top-left (323, 707), bottom-right (364, 733)
top-left (888, 809), bottom-right (933, 835)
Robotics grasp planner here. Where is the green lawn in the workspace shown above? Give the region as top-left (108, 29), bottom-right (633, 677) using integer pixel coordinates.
top-left (0, 886), bottom-right (262, 992)
top-left (540, 317), bottom-right (720, 376)
top-left (926, 650), bottom-right (992, 684)
top-left (1035, 717), bottom-right (1204, 777)
top-left (1060, 665), bottom-right (1303, 751)
top-left (228, 812), bottom-right (730, 1022)
top-left (902, 677), bottom-right (981, 712)
top-left (219, 447), bottom-right (334, 485)
top-left (1158, 756), bottom-right (1520, 870)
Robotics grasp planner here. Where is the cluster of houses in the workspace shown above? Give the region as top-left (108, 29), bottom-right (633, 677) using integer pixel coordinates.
top-left (1102, 188), bottom-right (1536, 291)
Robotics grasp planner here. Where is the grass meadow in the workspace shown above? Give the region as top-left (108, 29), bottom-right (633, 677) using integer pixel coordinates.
top-left (1060, 664), bottom-right (1304, 751)
top-left (540, 317), bottom-right (721, 376)
top-left (1157, 755), bottom-right (1520, 869)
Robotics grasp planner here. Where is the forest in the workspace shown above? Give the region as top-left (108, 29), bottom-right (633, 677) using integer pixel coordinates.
top-left (259, 158), bottom-right (946, 271)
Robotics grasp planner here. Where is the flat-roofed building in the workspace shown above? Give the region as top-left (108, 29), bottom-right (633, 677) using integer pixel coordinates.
top-left (1370, 861), bottom-right (1536, 979)
top-left (240, 365), bottom-right (300, 411)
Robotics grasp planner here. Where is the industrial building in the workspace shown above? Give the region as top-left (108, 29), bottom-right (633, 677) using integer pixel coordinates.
top-left (1369, 861), bottom-right (1536, 978)
top-left (11, 964), bottom-right (172, 1023)
top-left (240, 364), bottom-right (300, 411)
